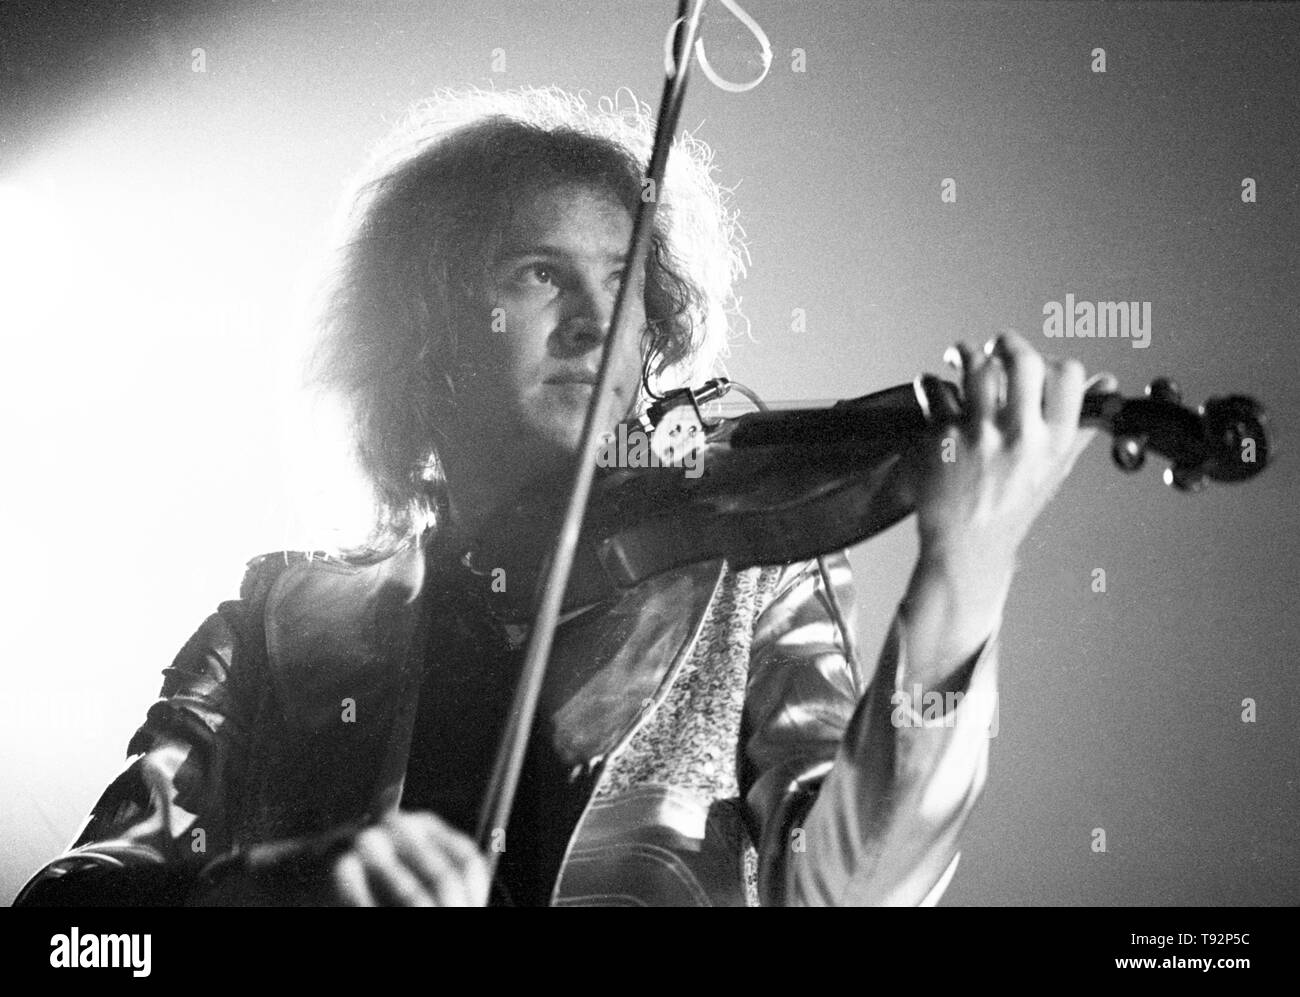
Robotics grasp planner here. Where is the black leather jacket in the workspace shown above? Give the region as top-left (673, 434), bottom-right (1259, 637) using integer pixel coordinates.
top-left (15, 539), bottom-right (999, 906)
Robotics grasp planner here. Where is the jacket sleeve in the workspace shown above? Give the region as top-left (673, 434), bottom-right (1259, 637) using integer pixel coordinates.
top-left (12, 557), bottom-right (285, 906)
top-left (741, 551), bottom-right (999, 907)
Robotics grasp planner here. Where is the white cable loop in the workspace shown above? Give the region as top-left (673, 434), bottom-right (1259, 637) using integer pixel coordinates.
top-left (664, 0), bottom-right (773, 93)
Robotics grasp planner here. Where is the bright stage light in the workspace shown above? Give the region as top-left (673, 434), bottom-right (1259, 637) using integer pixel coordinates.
top-left (0, 100), bottom-right (374, 884)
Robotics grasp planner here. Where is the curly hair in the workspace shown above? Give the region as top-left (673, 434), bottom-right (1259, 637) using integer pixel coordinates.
top-left (311, 86), bottom-right (748, 552)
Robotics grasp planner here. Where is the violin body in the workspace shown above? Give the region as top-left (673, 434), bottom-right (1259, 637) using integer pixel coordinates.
top-left (470, 375), bottom-right (1269, 616)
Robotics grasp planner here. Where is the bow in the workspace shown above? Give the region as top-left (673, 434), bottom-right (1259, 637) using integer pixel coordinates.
top-left (473, 0), bottom-right (772, 875)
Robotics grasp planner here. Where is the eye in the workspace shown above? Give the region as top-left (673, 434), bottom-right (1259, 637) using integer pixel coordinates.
top-left (516, 262), bottom-right (556, 287)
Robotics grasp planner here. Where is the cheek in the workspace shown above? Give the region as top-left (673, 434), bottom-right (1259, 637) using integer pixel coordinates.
top-left (616, 350), bottom-right (646, 416)
top-left (621, 334), bottom-right (644, 383)
top-left (489, 298), bottom-right (551, 375)
top-left (623, 301), bottom-right (652, 378)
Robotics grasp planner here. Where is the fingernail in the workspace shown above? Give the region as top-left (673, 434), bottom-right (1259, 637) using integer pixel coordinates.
top-left (983, 338), bottom-right (997, 357)
top-left (1086, 371), bottom-right (1119, 393)
top-left (943, 345), bottom-right (963, 369)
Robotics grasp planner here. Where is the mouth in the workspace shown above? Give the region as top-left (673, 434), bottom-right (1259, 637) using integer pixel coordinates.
top-left (544, 371), bottom-right (631, 408)
top-left (545, 372), bottom-right (605, 391)
top-left (545, 370), bottom-right (599, 385)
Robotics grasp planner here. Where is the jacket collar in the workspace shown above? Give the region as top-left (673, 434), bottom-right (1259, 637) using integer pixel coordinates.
top-left (261, 537), bottom-right (726, 772)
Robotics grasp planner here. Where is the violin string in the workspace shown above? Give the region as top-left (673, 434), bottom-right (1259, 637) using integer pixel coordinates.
top-left (705, 395), bottom-right (840, 415)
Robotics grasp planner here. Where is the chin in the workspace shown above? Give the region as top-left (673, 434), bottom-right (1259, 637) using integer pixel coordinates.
top-left (517, 393), bottom-right (627, 470)
top-left (546, 425), bottom-right (587, 465)
top-left (514, 417), bottom-right (584, 472)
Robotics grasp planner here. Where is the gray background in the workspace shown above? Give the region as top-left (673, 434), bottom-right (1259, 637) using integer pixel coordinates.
top-left (1, 0), bottom-right (1296, 905)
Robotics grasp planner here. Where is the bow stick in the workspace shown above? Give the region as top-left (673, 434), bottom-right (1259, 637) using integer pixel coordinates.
top-left (473, 0), bottom-right (710, 874)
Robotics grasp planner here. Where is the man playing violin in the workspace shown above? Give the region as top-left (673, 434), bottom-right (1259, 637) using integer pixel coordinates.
top-left (16, 87), bottom-right (1110, 907)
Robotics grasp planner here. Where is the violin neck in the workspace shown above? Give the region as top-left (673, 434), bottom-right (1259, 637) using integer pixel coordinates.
top-left (916, 375), bottom-right (1122, 431)
top-left (724, 376), bottom-right (1123, 450)
top-left (725, 377), bottom-right (1117, 450)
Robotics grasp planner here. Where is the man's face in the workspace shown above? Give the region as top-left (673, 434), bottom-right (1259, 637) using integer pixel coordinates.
top-left (459, 182), bottom-right (646, 475)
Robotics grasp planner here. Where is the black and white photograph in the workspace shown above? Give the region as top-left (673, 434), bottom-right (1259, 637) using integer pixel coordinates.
top-left (1, 0), bottom-right (1295, 943)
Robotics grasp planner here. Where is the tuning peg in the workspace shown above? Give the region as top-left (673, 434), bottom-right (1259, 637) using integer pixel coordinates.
top-left (1112, 436), bottom-right (1146, 472)
top-left (1145, 377), bottom-right (1182, 406)
top-left (1164, 465), bottom-right (1208, 493)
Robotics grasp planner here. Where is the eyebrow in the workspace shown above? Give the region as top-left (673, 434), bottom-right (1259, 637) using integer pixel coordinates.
top-left (493, 243), bottom-right (631, 267)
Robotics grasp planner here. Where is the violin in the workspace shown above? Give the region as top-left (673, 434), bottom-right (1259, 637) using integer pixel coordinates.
top-left (469, 374), bottom-right (1271, 617)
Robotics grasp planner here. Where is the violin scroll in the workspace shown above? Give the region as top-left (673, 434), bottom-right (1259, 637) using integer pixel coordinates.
top-left (1086, 378), bottom-right (1270, 491)
top-left (1196, 394), bottom-right (1269, 484)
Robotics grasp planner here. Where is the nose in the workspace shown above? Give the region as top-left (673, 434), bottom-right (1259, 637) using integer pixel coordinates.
top-left (556, 315), bottom-right (608, 353)
top-left (554, 275), bottom-right (614, 356)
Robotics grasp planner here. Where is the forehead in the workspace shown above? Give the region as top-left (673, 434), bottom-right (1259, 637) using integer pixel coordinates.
top-left (496, 182), bottom-right (633, 257)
